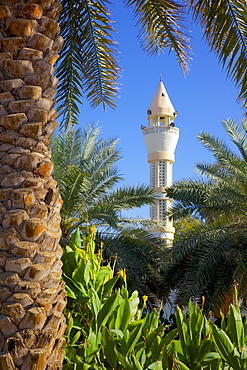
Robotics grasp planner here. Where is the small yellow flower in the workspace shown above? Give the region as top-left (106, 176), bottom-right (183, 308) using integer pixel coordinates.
top-left (143, 295), bottom-right (148, 308)
top-left (90, 225), bottom-right (97, 235)
top-left (117, 268), bottom-right (126, 282)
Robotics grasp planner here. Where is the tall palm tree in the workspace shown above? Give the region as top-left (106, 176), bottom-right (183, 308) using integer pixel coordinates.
top-left (164, 119), bottom-right (247, 312)
top-left (0, 3), bottom-right (66, 369)
top-left (51, 124), bottom-right (156, 239)
top-left (52, 125), bottom-right (168, 297)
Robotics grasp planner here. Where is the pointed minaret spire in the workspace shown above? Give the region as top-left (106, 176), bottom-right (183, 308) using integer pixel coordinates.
top-left (141, 79), bottom-right (180, 244)
top-left (148, 80), bottom-right (175, 118)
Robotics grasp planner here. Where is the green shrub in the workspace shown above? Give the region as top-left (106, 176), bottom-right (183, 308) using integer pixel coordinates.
top-left (62, 228), bottom-right (247, 370)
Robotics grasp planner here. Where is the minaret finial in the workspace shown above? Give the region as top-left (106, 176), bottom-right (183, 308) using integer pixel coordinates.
top-left (160, 73), bottom-right (162, 81)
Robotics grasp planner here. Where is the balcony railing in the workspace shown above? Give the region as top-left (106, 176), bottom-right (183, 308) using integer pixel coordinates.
top-left (142, 126), bottom-right (179, 135)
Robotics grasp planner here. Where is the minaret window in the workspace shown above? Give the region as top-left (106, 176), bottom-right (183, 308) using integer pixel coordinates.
top-left (150, 162), bottom-right (155, 187)
top-left (150, 206), bottom-right (156, 219)
top-left (159, 199), bottom-right (167, 221)
top-left (158, 161), bottom-right (166, 187)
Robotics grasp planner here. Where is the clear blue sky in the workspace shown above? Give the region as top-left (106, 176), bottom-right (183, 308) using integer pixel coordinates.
top-left (75, 3), bottom-right (245, 218)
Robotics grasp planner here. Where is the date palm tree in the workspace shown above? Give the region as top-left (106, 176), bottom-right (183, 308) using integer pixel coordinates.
top-left (52, 125), bottom-right (168, 297)
top-left (51, 124), bottom-right (155, 240)
top-left (0, 3), bottom-right (66, 369)
top-left (164, 119), bottom-right (247, 312)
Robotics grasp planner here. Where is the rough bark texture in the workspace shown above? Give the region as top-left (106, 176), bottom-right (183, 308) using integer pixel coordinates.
top-left (0, 1), bottom-right (66, 369)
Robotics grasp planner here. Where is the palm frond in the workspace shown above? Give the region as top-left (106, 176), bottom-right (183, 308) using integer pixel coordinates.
top-left (197, 131), bottom-right (247, 180)
top-left (51, 128), bottom-right (83, 180)
top-left (223, 119), bottom-right (247, 163)
top-left (56, 0), bottom-right (85, 129)
top-left (125, 0), bottom-right (192, 74)
top-left (103, 185), bottom-right (156, 210)
top-left (163, 222), bottom-right (247, 309)
top-left (98, 227), bottom-right (167, 296)
top-left (166, 178), bottom-right (212, 219)
top-left (165, 120), bottom-right (247, 309)
top-left (57, 0), bottom-right (120, 129)
top-left (59, 165), bottom-right (90, 215)
top-left (190, 0), bottom-right (247, 106)
top-left (78, 124), bottom-right (121, 174)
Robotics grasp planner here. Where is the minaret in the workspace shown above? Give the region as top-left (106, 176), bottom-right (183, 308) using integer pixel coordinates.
top-left (141, 79), bottom-right (179, 244)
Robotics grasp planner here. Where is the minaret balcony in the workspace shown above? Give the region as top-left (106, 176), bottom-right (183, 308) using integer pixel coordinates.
top-left (142, 126), bottom-right (179, 135)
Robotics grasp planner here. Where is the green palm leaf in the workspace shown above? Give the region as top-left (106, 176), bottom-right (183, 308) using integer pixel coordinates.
top-left (125, 0), bottom-right (191, 74)
top-left (52, 124), bottom-right (156, 235)
top-left (190, 0), bottom-right (247, 106)
top-left (52, 124), bottom-right (167, 297)
top-left (164, 119), bottom-right (247, 310)
top-left (57, 0), bottom-right (120, 129)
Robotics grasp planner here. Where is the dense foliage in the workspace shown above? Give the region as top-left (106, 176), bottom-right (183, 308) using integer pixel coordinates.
top-left (52, 125), bottom-right (156, 240)
top-left (52, 125), bottom-right (168, 297)
top-left (164, 119), bottom-right (247, 311)
top-left (62, 228), bottom-right (247, 370)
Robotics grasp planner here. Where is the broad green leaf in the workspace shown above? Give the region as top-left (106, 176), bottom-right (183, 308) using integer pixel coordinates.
top-left (64, 283), bottom-right (77, 299)
top-left (211, 323), bottom-right (241, 370)
top-left (175, 306), bottom-right (189, 348)
top-left (84, 331), bottom-right (99, 363)
top-left (121, 322), bottom-right (144, 356)
top-left (72, 259), bottom-right (88, 285)
top-left (129, 290), bottom-right (140, 318)
top-left (101, 327), bottom-right (117, 368)
top-left (202, 352), bottom-right (221, 362)
top-left (115, 294), bottom-right (131, 333)
top-left (72, 281), bottom-right (88, 296)
top-left (163, 327), bottom-right (179, 346)
top-left (70, 228), bottom-right (81, 248)
top-left (135, 346), bottom-right (146, 367)
top-left (95, 266), bottom-right (112, 291)
top-left (115, 348), bottom-right (128, 368)
top-left (220, 311), bottom-right (226, 331)
top-left (110, 329), bottom-right (124, 338)
top-left (82, 364), bottom-right (91, 370)
top-left (87, 331), bottom-right (98, 352)
top-left (188, 300), bottom-right (204, 346)
top-left (143, 309), bottom-right (160, 334)
top-left (70, 330), bottom-right (81, 346)
top-left (97, 291), bottom-right (121, 330)
top-left (197, 338), bottom-right (213, 362)
top-left (227, 304), bottom-right (244, 349)
top-left (65, 316), bottom-right (74, 338)
top-left (146, 326), bottom-right (166, 352)
top-left (147, 361), bottom-right (163, 370)
top-left (91, 289), bottom-right (101, 321)
top-left (101, 276), bottom-right (119, 298)
top-left (130, 355), bottom-right (143, 370)
top-left (148, 335), bottom-right (164, 363)
top-left (173, 357), bottom-right (191, 370)
top-left (62, 246), bottom-right (77, 276)
top-left (175, 307), bottom-right (195, 364)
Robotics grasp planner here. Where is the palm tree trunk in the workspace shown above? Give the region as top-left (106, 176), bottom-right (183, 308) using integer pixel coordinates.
top-left (0, 1), bottom-right (66, 369)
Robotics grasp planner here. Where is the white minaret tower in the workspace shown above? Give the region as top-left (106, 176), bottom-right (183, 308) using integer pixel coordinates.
top-left (141, 79), bottom-right (179, 244)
